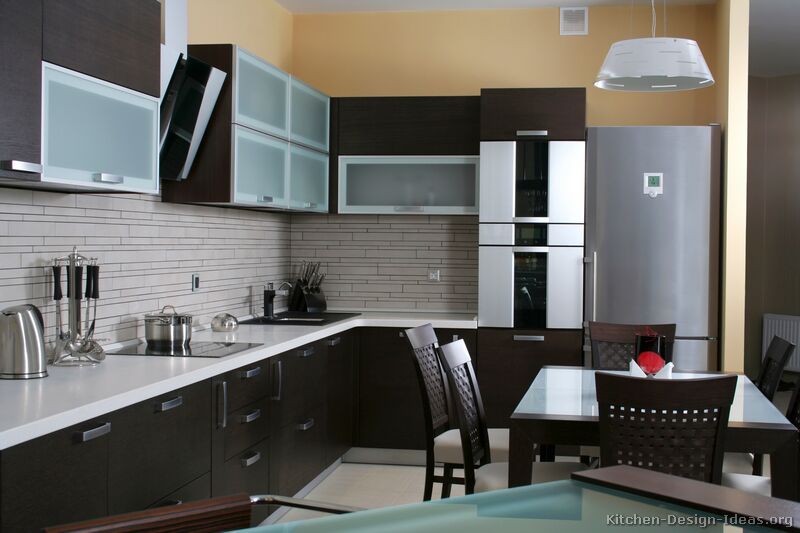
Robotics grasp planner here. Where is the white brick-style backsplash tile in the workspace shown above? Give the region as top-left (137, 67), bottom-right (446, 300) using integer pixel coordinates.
top-left (291, 214), bottom-right (477, 312)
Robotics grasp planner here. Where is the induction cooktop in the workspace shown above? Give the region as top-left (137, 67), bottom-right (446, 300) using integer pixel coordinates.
top-left (107, 341), bottom-right (262, 358)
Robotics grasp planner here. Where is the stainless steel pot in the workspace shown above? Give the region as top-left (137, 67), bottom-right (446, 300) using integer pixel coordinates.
top-left (144, 305), bottom-right (192, 348)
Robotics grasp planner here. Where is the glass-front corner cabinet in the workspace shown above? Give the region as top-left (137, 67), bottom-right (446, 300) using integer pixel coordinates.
top-left (233, 125), bottom-right (289, 208)
top-left (289, 144), bottom-right (328, 213)
top-left (234, 48), bottom-right (290, 140)
top-left (290, 78), bottom-right (329, 153)
top-left (42, 62), bottom-right (159, 194)
top-left (338, 156), bottom-right (479, 214)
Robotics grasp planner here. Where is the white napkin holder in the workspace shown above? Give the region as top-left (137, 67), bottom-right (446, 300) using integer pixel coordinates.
top-left (629, 360), bottom-right (674, 379)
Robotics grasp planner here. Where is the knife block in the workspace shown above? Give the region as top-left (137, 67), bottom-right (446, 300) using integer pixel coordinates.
top-left (288, 283), bottom-right (327, 313)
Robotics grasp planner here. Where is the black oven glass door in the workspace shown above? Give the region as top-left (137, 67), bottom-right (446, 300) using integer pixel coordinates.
top-left (515, 141), bottom-right (548, 218)
top-left (513, 248), bottom-right (547, 328)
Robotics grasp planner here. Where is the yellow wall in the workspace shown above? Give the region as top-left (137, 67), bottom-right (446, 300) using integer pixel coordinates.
top-left (188, 0), bottom-right (293, 71)
top-left (292, 5), bottom-right (718, 126)
top-left (716, 0), bottom-right (749, 373)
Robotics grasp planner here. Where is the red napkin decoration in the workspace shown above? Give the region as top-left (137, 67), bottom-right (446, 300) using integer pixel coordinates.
top-left (637, 351), bottom-right (666, 374)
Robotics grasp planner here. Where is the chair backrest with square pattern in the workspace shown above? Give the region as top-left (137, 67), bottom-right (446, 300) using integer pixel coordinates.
top-left (589, 322), bottom-right (677, 370)
top-left (755, 336), bottom-right (796, 401)
top-left (438, 339), bottom-right (491, 492)
top-left (405, 324), bottom-right (452, 441)
top-left (595, 372), bottom-right (737, 484)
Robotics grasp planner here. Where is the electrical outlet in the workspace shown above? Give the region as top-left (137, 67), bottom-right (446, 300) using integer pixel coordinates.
top-left (191, 273), bottom-right (200, 292)
top-left (427, 269), bottom-right (441, 282)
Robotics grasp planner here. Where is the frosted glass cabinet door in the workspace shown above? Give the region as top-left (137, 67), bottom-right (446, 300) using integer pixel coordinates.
top-left (234, 48), bottom-right (290, 139)
top-left (290, 78), bottom-right (329, 153)
top-left (289, 145), bottom-right (328, 212)
top-left (338, 156), bottom-right (479, 214)
top-left (41, 63), bottom-right (159, 193)
top-left (233, 125), bottom-right (289, 208)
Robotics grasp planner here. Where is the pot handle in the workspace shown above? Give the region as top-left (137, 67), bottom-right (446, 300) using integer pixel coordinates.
top-left (160, 305), bottom-right (178, 315)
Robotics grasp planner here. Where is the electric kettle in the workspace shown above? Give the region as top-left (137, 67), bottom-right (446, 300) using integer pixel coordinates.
top-left (0, 304), bottom-right (47, 379)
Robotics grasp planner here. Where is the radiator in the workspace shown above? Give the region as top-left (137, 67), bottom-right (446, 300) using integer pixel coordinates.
top-left (763, 314), bottom-right (800, 372)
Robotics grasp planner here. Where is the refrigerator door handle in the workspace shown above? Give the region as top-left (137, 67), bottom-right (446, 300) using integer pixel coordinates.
top-left (675, 336), bottom-right (719, 341)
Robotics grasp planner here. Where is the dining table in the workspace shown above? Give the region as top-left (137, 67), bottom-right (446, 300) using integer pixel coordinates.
top-left (246, 465), bottom-right (800, 532)
top-left (508, 366), bottom-right (800, 501)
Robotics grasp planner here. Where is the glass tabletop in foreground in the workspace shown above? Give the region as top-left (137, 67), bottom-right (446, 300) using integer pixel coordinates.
top-left (242, 479), bottom-right (787, 533)
top-left (511, 367), bottom-right (792, 426)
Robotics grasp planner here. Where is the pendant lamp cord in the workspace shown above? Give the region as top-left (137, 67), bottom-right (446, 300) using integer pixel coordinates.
top-left (650, 0), bottom-right (656, 38)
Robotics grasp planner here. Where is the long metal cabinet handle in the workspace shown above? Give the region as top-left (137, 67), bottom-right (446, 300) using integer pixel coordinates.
top-left (92, 173), bottom-right (124, 184)
top-left (271, 360), bottom-right (283, 400)
top-left (303, 202), bottom-right (318, 209)
top-left (512, 246), bottom-right (549, 253)
top-left (516, 130), bottom-right (549, 137)
top-left (513, 335), bottom-right (545, 342)
top-left (394, 206), bottom-right (424, 212)
top-left (241, 451), bottom-right (261, 468)
top-left (258, 195), bottom-right (274, 203)
top-left (239, 366), bottom-right (261, 379)
top-left (327, 336), bottom-right (341, 347)
top-left (75, 422), bottom-right (111, 443)
top-left (296, 418), bottom-right (315, 431)
top-left (217, 381), bottom-right (228, 428)
top-left (297, 346), bottom-right (315, 357)
top-left (240, 408), bottom-right (262, 424)
top-left (591, 251), bottom-right (597, 320)
top-left (0, 160), bottom-right (42, 173)
top-left (155, 396), bottom-right (183, 413)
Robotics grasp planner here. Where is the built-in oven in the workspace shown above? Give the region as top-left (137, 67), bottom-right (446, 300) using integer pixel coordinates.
top-left (478, 223), bottom-right (584, 329)
top-left (479, 140), bottom-right (585, 223)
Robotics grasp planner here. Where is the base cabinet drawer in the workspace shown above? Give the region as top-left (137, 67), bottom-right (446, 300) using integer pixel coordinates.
top-left (271, 341), bottom-right (326, 431)
top-left (1, 418), bottom-right (111, 532)
top-left (149, 472), bottom-right (211, 508)
top-left (270, 409), bottom-right (324, 498)
top-left (226, 360), bottom-right (270, 413)
top-left (217, 439), bottom-right (270, 526)
top-left (225, 398), bottom-right (270, 461)
top-left (108, 380), bottom-right (212, 514)
top-left (476, 328), bottom-right (582, 427)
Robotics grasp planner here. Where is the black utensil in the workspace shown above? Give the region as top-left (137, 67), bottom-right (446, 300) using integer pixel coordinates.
top-left (52, 264), bottom-right (63, 339)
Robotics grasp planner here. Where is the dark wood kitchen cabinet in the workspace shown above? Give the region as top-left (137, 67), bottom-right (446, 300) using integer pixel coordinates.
top-left (325, 331), bottom-right (356, 465)
top-left (476, 328), bottom-right (582, 427)
top-left (108, 380), bottom-right (212, 514)
top-left (0, 417), bottom-right (112, 532)
top-left (356, 327), bottom-right (477, 449)
top-left (42, 0), bottom-right (161, 97)
top-left (480, 88), bottom-right (586, 141)
top-left (211, 359), bottom-right (271, 525)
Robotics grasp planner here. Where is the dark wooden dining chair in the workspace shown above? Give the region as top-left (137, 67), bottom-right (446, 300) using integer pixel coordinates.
top-left (722, 377), bottom-right (800, 496)
top-left (44, 494), bottom-right (360, 532)
top-left (588, 322), bottom-right (677, 370)
top-left (595, 372), bottom-right (737, 484)
top-left (751, 335), bottom-right (796, 475)
top-left (438, 339), bottom-right (584, 494)
top-left (404, 324), bottom-right (509, 500)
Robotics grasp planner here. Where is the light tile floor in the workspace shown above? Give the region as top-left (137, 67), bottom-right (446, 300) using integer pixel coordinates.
top-left (276, 463), bottom-right (463, 523)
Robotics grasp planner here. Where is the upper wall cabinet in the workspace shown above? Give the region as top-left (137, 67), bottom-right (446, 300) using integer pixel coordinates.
top-left (162, 44), bottom-right (330, 213)
top-left (0, 0), bottom-right (161, 193)
top-left (329, 96), bottom-right (480, 213)
top-left (480, 88), bottom-right (586, 141)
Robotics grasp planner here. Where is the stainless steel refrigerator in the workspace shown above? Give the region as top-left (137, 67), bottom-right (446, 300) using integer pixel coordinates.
top-left (585, 126), bottom-right (721, 371)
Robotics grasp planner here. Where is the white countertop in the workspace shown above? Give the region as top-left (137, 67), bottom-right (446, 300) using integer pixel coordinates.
top-left (0, 312), bottom-right (476, 450)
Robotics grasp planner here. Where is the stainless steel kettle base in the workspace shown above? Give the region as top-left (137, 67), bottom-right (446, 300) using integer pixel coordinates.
top-left (0, 370), bottom-right (48, 379)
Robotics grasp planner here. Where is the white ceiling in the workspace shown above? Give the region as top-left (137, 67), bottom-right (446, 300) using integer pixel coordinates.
top-left (749, 0), bottom-right (800, 77)
top-left (276, 0), bottom-right (713, 14)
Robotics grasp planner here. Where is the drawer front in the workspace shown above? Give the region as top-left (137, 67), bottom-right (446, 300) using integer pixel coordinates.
top-left (218, 439), bottom-right (270, 526)
top-left (148, 472), bottom-right (211, 508)
top-left (225, 398), bottom-right (270, 460)
top-left (480, 88), bottom-right (586, 141)
top-left (108, 380), bottom-right (211, 514)
top-left (1, 417), bottom-right (111, 532)
top-left (476, 328), bottom-right (582, 427)
top-left (271, 341), bottom-right (326, 430)
top-left (226, 360), bottom-right (270, 413)
top-left (270, 408), bottom-right (324, 498)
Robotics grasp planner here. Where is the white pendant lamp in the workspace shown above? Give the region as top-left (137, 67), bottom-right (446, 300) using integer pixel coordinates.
top-left (595, 1), bottom-right (714, 92)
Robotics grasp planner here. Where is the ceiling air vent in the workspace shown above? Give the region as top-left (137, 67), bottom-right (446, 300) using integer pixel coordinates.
top-left (560, 7), bottom-right (588, 36)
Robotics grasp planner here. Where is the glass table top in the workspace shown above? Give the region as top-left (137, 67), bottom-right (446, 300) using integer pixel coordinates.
top-left (512, 367), bottom-right (792, 427)
top-left (243, 479), bottom-right (787, 532)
